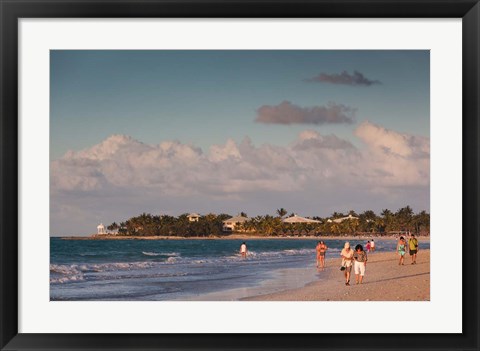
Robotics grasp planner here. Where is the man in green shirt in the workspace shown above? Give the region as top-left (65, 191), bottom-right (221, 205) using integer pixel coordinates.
top-left (408, 233), bottom-right (419, 264)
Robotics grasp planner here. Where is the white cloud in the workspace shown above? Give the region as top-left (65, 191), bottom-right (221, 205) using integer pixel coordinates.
top-left (354, 121), bottom-right (430, 186)
top-left (208, 139), bottom-right (241, 162)
top-left (355, 121), bottom-right (429, 157)
top-left (51, 124), bottom-right (429, 235)
top-left (298, 130), bottom-right (320, 141)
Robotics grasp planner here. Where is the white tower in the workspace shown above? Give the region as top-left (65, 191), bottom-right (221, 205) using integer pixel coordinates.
top-left (97, 223), bottom-right (106, 234)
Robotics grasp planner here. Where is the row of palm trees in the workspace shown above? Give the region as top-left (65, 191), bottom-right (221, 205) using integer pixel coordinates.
top-left (106, 213), bottom-right (231, 237)
top-left (106, 206), bottom-right (429, 237)
top-left (236, 207), bottom-right (429, 236)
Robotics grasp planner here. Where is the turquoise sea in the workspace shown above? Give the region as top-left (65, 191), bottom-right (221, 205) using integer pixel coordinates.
top-left (50, 237), bottom-right (429, 301)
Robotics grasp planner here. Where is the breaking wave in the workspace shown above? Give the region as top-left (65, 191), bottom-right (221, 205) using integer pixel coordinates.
top-left (50, 261), bottom-right (159, 284)
top-left (142, 251), bottom-right (161, 256)
top-left (142, 251), bottom-right (180, 257)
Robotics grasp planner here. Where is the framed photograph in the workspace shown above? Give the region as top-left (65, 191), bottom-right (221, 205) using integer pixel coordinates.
top-left (1, 0), bottom-right (478, 350)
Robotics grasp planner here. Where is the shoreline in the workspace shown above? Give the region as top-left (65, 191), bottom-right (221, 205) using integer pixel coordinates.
top-left (184, 249), bottom-right (430, 301)
top-left (58, 235), bottom-right (430, 241)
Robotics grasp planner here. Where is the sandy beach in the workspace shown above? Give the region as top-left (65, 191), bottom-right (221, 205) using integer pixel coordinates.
top-left (243, 249), bottom-right (430, 301)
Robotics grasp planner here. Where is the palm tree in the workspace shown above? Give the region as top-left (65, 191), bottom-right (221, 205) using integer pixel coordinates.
top-left (381, 209), bottom-right (394, 233)
top-left (396, 206), bottom-right (414, 232)
top-left (160, 215), bottom-right (176, 236)
top-left (276, 208), bottom-right (288, 218)
top-left (358, 210), bottom-right (376, 233)
top-left (329, 222), bottom-right (341, 236)
top-left (413, 210), bottom-right (430, 235)
top-left (348, 210), bottom-right (359, 217)
top-left (125, 218), bottom-right (137, 235)
top-left (331, 211), bottom-right (344, 219)
top-left (118, 222), bottom-right (127, 235)
top-left (281, 222), bottom-right (295, 236)
top-left (338, 220), bottom-right (350, 236)
top-left (132, 212), bottom-right (153, 235)
top-left (243, 218), bottom-right (256, 233)
top-left (361, 210), bottom-right (376, 221)
top-left (263, 215), bottom-right (279, 236)
top-left (348, 219), bottom-right (360, 235)
top-left (374, 217), bottom-right (385, 235)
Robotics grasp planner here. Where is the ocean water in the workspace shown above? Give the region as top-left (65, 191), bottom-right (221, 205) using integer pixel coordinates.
top-left (50, 237), bottom-right (429, 301)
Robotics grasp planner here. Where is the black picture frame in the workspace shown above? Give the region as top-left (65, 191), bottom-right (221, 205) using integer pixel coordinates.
top-left (1, 1), bottom-right (478, 350)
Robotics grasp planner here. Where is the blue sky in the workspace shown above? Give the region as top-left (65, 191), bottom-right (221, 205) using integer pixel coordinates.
top-left (50, 50), bottom-right (429, 236)
top-left (51, 50), bottom-right (429, 159)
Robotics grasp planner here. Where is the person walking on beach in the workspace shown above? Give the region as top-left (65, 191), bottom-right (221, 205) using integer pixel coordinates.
top-left (365, 241), bottom-right (371, 252)
top-left (370, 239), bottom-right (375, 252)
top-left (240, 242), bottom-right (248, 258)
top-left (353, 244), bottom-right (367, 284)
top-left (315, 241), bottom-right (321, 268)
top-left (340, 242), bottom-right (354, 286)
top-left (316, 241), bottom-right (328, 269)
top-left (397, 236), bottom-right (407, 265)
top-left (408, 234), bottom-right (419, 264)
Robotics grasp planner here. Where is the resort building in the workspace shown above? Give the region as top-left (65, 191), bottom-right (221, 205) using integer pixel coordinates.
top-left (282, 214), bottom-right (321, 224)
top-left (222, 215), bottom-right (250, 232)
top-left (187, 213), bottom-right (200, 222)
top-left (327, 214), bottom-right (359, 223)
top-left (97, 223), bottom-right (106, 235)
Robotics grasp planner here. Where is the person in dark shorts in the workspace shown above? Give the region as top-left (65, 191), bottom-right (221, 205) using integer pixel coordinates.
top-left (408, 234), bottom-right (419, 264)
top-left (340, 242), bottom-right (354, 286)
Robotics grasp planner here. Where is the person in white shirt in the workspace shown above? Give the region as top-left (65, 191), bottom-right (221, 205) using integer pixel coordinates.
top-left (240, 242), bottom-right (248, 258)
top-left (340, 242), bottom-right (354, 286)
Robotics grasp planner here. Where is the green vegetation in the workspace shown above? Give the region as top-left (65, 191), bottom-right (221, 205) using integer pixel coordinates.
top-left (106, 206), bottom-right (430, 238)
